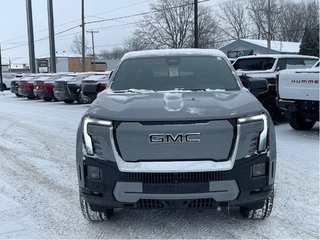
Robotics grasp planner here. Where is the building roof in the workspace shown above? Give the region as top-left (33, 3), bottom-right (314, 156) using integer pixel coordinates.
top-left (219, 39), bottom-right (301, 54)
top-left (37, 53), bottom-right (86, 59)
top-left (241, 39), bottom-right (300, 53)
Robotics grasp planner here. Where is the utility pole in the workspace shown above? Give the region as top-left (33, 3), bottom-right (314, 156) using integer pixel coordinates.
top-left (87, 30), bottom-right (99, 72)
top-left (47, 0), bottom-right (56, 73)
top-left (26, 0), bottom-right (36, 73)
top-left (194, 0), bottom-right (199, 48)
top-left (267, 0), bottom-right (271, 54)
top-left (0, 44), bottom-right (3, 92)
top-left (81, 0), bottom-right (86, 72)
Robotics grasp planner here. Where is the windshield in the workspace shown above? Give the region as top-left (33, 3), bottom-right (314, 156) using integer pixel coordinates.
top-left (233, 58), bottom-right (276, 71)
top-left (111, 56), bottom-right (239, 91)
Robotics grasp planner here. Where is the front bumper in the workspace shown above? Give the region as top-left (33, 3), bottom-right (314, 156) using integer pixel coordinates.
top-left (18, 89), bottom-right (34, 98)
top-left (34, 89), bottom-right (51, 99)
top-left (11, 86), bottom-right (19, 94)
top-left (79, 154), bottom-right (274, 211)
top-left (81, 92), bottom-right (97, 103)
top-left (54, 90), bottom-right (75, 101)
top-left (279, 99), bottom-right (319, 121)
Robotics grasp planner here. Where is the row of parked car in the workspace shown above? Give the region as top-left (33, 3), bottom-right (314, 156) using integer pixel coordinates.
top-left (9, 71), bottom-right (111, 104)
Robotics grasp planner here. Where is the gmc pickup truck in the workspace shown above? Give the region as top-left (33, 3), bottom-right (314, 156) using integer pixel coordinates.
top-left (278, 61), bottom-right (319, 130)
top-left (76, 49), bottom-right (276, 221)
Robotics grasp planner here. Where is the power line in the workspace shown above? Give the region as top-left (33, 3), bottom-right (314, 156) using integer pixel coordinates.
top-left (2, 0), bottom-right (208, 50)
top-left (2, 25), bottom-right (80, 51)
top-left (1, 20), bottom-right (81, 45)
top-left (86, 0), bottom-right (210, 25)
top-left (1, 1), bottom-right (148, 46)
top-left (86, 0), bottom-right (149, 20)
top-left (90, 22), bottom-right (137, 31)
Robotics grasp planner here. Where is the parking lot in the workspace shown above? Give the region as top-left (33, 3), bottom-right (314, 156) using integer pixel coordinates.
top-left (0, 91), bottom-right (319, 239)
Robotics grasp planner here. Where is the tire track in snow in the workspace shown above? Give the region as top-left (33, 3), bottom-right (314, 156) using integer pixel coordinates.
top-left (0, 115), bottom-right (81, 238)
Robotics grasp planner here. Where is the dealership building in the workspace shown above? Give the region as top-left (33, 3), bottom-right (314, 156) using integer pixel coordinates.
top-left (219, 39), bottom-right (301, 58)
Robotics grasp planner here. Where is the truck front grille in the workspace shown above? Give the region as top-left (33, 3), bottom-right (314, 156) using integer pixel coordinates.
top-left (136, 199), bottom-right (215, 208)
top-left (127, 171), bottom-right (230, 183)
top-left (137, 199), bottom-right (164, 208)
top-left (188, 198), bottom-right (215, 208)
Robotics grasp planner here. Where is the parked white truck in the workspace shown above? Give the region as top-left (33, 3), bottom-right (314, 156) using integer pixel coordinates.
top-left (277, 61), bottom-right (319, 130)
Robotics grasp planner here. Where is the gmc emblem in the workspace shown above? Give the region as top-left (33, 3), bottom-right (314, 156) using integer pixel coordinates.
top-left (149, 133), bottom-right (201, 143)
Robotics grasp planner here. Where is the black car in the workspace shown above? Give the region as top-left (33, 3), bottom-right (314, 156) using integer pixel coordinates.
top-left (80, 72), bottom-right (111, 103)
top-left (54, 73), bottom-right (91, 104)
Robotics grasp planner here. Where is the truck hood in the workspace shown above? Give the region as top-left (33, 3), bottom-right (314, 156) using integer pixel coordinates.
top-left (236, 70), bottom-right (277, 79)
top-left (87, 89), bottom-right (263, 121)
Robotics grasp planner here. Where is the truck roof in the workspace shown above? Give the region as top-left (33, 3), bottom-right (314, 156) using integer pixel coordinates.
top-left (122, 49), bottom-right (227, 60)
top-left (236, 54), bottom-right (319, 60)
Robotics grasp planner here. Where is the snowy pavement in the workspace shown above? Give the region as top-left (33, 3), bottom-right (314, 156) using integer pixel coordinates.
top-left (0, 91), bottom-right (319, 239)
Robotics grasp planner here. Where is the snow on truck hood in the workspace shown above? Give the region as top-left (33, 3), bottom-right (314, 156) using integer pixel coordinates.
top-left (86, 89), bottom-right (263, 121)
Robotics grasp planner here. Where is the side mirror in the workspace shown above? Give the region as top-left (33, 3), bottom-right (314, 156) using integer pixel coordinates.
top-left (240, 76), bottom-right (268, 97)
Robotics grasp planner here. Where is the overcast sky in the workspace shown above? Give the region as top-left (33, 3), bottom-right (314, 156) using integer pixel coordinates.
top-left (0, 0), bottom-right (222, 64)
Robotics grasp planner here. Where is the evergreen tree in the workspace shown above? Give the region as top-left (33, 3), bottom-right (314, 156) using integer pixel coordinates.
top-left (299, 28), bottom-right (319, 57)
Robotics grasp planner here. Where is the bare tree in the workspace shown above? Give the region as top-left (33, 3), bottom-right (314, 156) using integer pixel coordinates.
top-left (194, 6), bottom-right (224, 48)
top-left (216, 0), bottom-right (319, 44)
top-left (277, 1), bottom-right (306, 42)
top-left (131, 0), bottom-right (222, 49)
top-left (71, 35), bottom-right (90, 55)
top-left (100, 47), bottom-right (129, 59)
top-left (125, 35), bottom-right (151, 51)
top-left (218, 0), bottom-right (250, 39)
top-left (304, 0), bottom-right (319, 29)
top-left (247, 0), bottom-right (282, 40)
top-left (276, 0), bottom-right (319, 42)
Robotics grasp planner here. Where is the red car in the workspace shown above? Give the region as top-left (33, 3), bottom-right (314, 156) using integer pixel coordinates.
top-left (34, 73), bottom-right (66, 101)
top-left (18, 74), bottom-right (38, 99)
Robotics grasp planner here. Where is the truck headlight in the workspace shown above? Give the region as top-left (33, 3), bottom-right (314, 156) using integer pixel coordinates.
top-left (83, 117), bottom-right (112, 156)
top-left (238, 114), bottom-right (268, 154)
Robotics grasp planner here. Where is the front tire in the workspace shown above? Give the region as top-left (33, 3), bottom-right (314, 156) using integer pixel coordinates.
top-left (64, 99), bottom-right (74, 104)
top-left (76, 92), bottom-right (84, 104)
top-left (0, 83), bottom-right (6, 91)
top-left (44, 97), bottom-right (53, 102)
top-left (240, 187), bottom-right (274, 219)
top-left (288, 113), bottom-right (316, 130)
top-left (80, 195), bottom-right (113, 221)
top-left (261, 95), bottom-right (279, 121)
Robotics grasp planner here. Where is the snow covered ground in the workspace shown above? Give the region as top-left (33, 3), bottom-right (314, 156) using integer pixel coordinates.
top-left (0, 91), bottom-right (319, 239)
